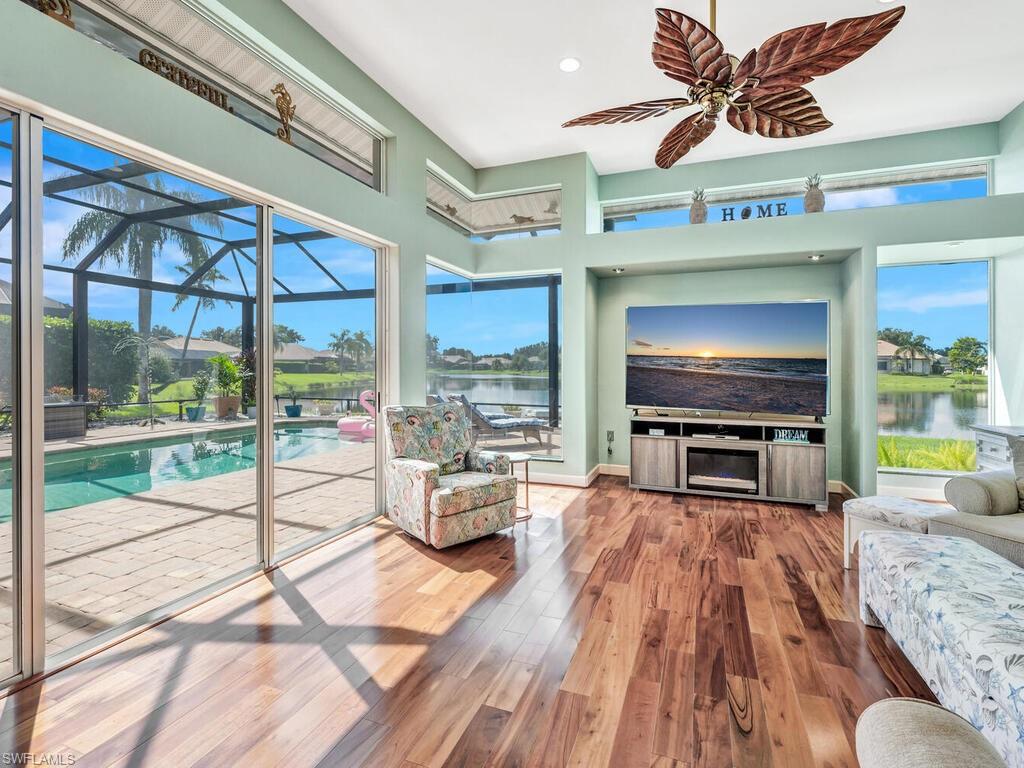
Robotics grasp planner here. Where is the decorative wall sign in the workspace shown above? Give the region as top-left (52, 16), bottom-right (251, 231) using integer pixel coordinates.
top-left (272, 83), bottom-right (297, 144)
top-left (774, 428), bottom-right (810, 443)
top-left (138, 49), bottom-right (233, 114)
top-left (720, 202), bottom-right (788, 222)
top-left (37, 0), bottom-right (73, 28)
top-left (562, 5), bottom-right (905, 168)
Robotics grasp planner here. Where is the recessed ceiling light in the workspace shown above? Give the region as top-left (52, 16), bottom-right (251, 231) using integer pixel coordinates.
top-left (612, 267), bottom-right (625, 274)
top-left (808, 254), bottom-right (824, 262)
top-left (559, 57), bottom-right (581, 73)
top-left (946, 241), bottom-right (965, 248)
top-left (877, 0), bottom-right (898, 3)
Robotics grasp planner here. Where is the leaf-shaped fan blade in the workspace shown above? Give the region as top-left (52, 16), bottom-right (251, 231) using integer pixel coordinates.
top-left (652, 8), bottom-right (732, 87)
top-left (726, 88), bottom-right (832, 138)
top-left (562, 98), bottom-right (693, 128)
top-left (655, 112), bottom-right (717, 168)
top-left (733, 6), bottom-right (904, 93)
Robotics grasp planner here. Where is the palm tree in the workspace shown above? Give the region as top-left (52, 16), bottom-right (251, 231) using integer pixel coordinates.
top-left (329, 329), bottom-right (352, 370)
top-left (350, 330), bottom-right (373, 371)
top-left (113, 334), bottom-right (167, 429)
top-left (893, 334), bottom-right (931, 373)
top-left (60, 176), bottom-right (223, 402)
top-left (171, 262), bottom-right (230, 364)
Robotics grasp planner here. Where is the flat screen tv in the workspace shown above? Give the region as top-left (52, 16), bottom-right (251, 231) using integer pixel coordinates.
top-left (626, 301), bottom-right (829, 417)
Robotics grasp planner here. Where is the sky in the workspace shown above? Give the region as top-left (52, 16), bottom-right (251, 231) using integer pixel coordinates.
top-left (877, 259), bottom-right (989, 349)
top-left (627, 302), bottom-right (829, 359)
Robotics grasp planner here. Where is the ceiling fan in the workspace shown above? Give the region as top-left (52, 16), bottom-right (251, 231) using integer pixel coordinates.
top-left (562, 3), bottom-right (905, 168)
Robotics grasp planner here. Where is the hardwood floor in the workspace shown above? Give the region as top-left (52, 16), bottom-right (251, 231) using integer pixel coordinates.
top-left (0, 477), bottom-right (933, 767)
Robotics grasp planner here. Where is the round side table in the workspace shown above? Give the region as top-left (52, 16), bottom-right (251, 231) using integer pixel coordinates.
top-left (505, 452), bottom-right (532, 522)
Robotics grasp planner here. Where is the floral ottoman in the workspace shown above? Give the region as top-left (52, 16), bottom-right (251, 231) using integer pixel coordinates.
top-left (843, 495), bottom-right (952, 568)
top-left (859, 531), bottom-right (1024, 768)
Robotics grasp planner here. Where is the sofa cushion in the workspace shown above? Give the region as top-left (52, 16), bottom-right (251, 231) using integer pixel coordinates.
top-left (859, 532), bottom-right (1024, 753)
top-left (843, 495), bottom-right (951, 533)
top-left (384, 403), bottom-right (473, 475)
top-left (928, 511), bottom-right (1024, 568)
top-left (430, 472), bottom-right (517, 517)
top-left (1009, 436), bottom-right (1024, 513)
top-left (946, 469), bottom-right (1021, 517)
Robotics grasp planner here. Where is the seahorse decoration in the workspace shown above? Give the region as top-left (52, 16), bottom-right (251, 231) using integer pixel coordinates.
top-left (37, 0), bottom-right (74, 28)
top-left (272, 82), bottom-right (297, 144)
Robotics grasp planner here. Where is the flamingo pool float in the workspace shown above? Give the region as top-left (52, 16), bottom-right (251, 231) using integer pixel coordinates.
top-left (337, 390), bottom-right (376, 442)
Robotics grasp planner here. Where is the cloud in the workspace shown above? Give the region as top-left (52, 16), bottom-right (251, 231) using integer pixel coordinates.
top-left (632, 339), bottom-right (653, 347)
top-left (825, 188), bottom-right (900, 211)
top-left (878, 288), bottom-right (988, 313)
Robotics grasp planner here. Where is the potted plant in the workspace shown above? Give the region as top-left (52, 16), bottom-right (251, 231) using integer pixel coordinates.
top-left (804, 174), bottom-right (825, 213)
top-left (283, 384), bottom-right (303, 417)
top-left (208, 354), bottom-right (242, 419)
top-left (186, 369), bottom-right (211, 422)
top-left (689, 187), bottom-right (708, 224)
top-left (235, 349), bottom-right (257, 419)
top-left (315, 399), bottom-right (334, 416)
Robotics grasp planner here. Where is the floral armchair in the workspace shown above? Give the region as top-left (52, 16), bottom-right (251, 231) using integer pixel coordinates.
top-left (383, 402), bottom-right (518, 549)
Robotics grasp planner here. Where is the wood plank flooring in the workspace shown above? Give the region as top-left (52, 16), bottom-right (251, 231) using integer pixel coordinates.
top-left (0, 477), bottom-right (934, 767)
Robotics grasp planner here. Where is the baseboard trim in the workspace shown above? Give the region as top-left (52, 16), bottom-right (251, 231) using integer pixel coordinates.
top-left (598, 463), bottom-right (630, 477)
top-left (829, 480), bottom-right (857, 498)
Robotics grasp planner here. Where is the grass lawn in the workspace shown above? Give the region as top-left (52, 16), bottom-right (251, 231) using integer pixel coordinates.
top-left (428, 368), bottom-right (548, 377)
top-left (877, 373), bottom-right (987, 393)
top-left (878, 434), bottom-right (976, 471)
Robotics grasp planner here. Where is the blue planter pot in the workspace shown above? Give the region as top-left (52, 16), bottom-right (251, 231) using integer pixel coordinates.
top-left (284, 404), bottom-right (303, 417)
top-left (185, 405), bottom-right (206, 422)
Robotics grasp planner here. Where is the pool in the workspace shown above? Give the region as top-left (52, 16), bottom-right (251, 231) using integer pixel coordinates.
top-left (0, 425), bottom-right (355, 517)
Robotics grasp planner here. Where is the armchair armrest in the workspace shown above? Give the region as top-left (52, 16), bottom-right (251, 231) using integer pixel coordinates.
top-left (944, 469), bottom-right (1020, 516)
top-left (385, 458), bottom-right (439, 538)
top-left (467, 449), bottom-right (512, 475)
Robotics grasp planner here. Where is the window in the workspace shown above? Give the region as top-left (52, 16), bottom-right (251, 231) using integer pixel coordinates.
top-left (427, 172), bottom-right (561, 239)
top-left (603, 165), bottom-right (988, 232)
top-left (426, 265), bottom-right (562, 459)
top-left (271, 214), bottom-right (378, 555)
top-left (876, 260), bottom-right (990, 472)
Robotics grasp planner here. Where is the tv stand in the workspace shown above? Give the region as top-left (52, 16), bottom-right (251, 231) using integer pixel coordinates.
top-left (629, 414), bottom-right (827, 510)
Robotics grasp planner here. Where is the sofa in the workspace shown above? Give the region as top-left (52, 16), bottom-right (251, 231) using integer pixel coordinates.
top-left (859, 531), bottom-right (1024, 767)
top-left (844, 468), bottom-right (1024, 568)
top-left (383, 402), bottom-right (518, 549)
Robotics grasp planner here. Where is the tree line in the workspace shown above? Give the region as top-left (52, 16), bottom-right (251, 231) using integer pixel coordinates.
top-left (878, 327), bottom-right (987, 375)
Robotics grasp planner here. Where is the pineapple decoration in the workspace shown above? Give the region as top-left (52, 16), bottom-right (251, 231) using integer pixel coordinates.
top-left (804, 174), bottom-right (825, 213)
top-left (689, 187), bottom-right (708, 224)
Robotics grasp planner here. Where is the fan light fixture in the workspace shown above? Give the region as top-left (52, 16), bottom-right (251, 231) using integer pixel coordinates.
top-left (559, 57), bottom-right (581, 73)
top-left (562, 4), bottom-right (905, 168)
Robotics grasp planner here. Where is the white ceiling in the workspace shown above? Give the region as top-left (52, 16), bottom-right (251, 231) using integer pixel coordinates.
top-left (284, 0), bottom-right (1024, 175)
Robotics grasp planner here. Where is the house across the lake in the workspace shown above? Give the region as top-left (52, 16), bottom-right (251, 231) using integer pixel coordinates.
top-left (876, 339), bottom-right (937, 374)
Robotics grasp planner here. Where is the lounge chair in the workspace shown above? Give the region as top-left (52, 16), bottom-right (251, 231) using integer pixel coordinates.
top-left (445, 393), bottom-right (545, 445)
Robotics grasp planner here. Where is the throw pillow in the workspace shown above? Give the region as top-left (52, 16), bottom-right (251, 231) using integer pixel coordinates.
top-left (1009, 436), bottom-right (1024, 513)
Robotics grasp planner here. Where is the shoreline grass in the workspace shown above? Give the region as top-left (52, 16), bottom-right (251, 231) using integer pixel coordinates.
top-left (877, 373), bottom-right (987, 393)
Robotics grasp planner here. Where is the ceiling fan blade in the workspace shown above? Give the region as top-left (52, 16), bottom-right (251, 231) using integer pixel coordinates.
top-left (562, 98), bottom-right (694, 128)
top-left (652, 8), bottom-right (732, 87)
top-left (733, 6), bottom-right (904, 93)
top-left (655, 112), bottom-right (717, 168)
top-left (726, 88), bottom-right (833, 138)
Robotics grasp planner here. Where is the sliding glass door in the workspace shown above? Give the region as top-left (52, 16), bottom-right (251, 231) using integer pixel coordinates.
top-left (0, 110), bottom-right (17, 680)
top-left (270, 214), bottom-right (378, 557)
top-left (0, 101), bottom-right (386, 681)
top-left (39, 128), bottom-right (262, 659)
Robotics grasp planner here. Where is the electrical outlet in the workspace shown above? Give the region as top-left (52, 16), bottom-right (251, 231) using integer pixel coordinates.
top-left (606, 430), bottom-right (614, 442)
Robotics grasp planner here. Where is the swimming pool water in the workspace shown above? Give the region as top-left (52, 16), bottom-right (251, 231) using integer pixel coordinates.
top-left (0, 426), bottom-right (353, 518)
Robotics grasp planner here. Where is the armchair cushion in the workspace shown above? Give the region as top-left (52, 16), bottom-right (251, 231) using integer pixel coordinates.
top-left (384, 403), bottom-right (473, 475)
top-left (1010, 437), bottom-right (1024, 513)
top-left (467, 449), bottom-right (512, 475)
top-left (430, 472), bottom-right (517, 518)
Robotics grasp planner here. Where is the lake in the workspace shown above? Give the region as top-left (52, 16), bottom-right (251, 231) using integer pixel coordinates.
top-left (877, 389), bottom-right (988, 441)
top-left (305, 373), bottom-right (555, 413)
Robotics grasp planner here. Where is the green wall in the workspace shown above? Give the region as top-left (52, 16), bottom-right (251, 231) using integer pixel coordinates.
top-left (595, 264), bottom-right (845, 480)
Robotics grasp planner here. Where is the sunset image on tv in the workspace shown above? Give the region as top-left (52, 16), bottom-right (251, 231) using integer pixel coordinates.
top-left (626, 302), bottom-right (829, 416)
